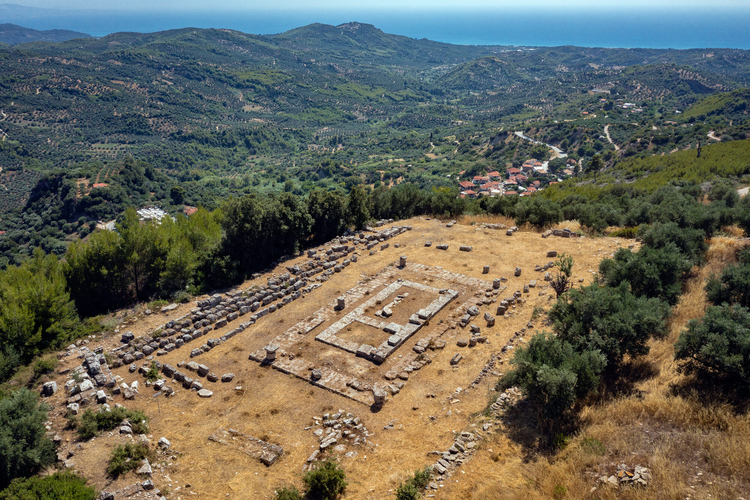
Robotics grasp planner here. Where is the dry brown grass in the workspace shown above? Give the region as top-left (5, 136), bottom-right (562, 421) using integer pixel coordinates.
top-left (40, 217), bottom-right (634, 499)
top-left (457, 213), bottom-right (516, 227)
top-left (449, 235), bottom-right (750, 499)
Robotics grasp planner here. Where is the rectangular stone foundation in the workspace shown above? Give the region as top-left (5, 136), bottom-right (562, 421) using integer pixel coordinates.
top-left (248, 263), bottom-right (499, 407)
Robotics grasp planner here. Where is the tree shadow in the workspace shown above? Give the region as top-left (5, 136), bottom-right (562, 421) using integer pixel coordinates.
top-left (498, 399), bottom-right (584, 461)
top-left (669, 374), bottom-right (750, 414)
top-left (599, 358), bottom-right (661, 400)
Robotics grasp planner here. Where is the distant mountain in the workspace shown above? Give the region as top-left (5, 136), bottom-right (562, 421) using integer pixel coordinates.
top-left (0, 23), bottom-right (92, 45)
top-left (266, 22), bottom-right (502, 69)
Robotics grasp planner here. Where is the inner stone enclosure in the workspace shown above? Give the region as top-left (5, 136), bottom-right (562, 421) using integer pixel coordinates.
top-left (249, 262), bottom-right (498, 406)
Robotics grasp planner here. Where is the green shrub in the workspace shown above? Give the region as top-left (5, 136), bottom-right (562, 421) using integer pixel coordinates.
top-left (0, 471), bottom-right (95, 500)
top-left (607, 226), bottom-right (639, 238)
top-left (74, 407), bottom-right (149, 440)
top-left (410, 466), bottom-right (431, 490)
top-left (514, 196), bottom-right (563, 229)
top-left (303, 459), bottom-right (347, 500)
top-left (599, 244), bottom-right (690, 305)
top-left (0, 389), bottom-right (56, 489)
top-left (498, 332), bottom-right (606, 427)
top-left (638, 222), bottom-right (707, 267)
top-left (106, 442), bottom-right (153, 477)
top-left (675, 304), bottom-right (750, 388)
top-left (549, 282), bottom-right (671, 368)
top-left (274, 486), bottom-right (302, 500)
top-left (705, 263), bottom-right (750, 307)
top-left (32, 358), bottom-right (57, 379)
top-left (395, 481), bottom-right (420, 500)
top-left (145, 362), bottom-right (161, 382)
top-left (394, 465), bottom-right (432, 499)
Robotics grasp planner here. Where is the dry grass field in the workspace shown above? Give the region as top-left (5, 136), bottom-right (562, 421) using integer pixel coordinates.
top-left (49, 216), bottom-right (742, 500)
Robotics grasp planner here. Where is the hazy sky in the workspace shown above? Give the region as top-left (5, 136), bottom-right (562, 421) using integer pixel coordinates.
top-left (6, 0), bottom-right (750, 10)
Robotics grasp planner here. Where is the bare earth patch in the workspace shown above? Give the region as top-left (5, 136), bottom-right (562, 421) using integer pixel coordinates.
top-left (42, 218), bottom-right (635, 499)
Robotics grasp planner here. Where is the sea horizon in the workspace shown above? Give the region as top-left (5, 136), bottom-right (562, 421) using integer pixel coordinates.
top-left (2, 5), bottom-right (750, 49)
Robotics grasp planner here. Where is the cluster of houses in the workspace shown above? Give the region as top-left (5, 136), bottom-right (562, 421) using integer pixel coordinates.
top-left (457, 158), bottom-right (576, 198)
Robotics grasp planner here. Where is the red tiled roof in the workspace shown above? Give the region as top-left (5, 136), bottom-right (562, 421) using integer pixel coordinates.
top-left (92, 183), bottom-right (108, 188)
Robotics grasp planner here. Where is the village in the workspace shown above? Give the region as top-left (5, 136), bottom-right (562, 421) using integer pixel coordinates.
top-left (456, 157), bottom-right (577, 198)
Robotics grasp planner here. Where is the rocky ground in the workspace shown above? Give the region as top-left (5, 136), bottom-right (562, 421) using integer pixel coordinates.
top-left (37, 217), bottom-right (634, 499)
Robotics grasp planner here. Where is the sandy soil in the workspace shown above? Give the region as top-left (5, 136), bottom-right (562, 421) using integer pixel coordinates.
top-left (43, 217), bottom-right (634, 499)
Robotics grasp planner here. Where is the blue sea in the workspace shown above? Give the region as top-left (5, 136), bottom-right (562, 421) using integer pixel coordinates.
top-left (3, 7), bottom-right (750, 49)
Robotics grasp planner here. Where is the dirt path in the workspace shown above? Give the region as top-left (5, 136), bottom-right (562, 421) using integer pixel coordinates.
top-left (514, 131), bottom-right (567, 158)
top-left (604, 124), bottom-right (619, 151)
top-left (738, 187), bottom-right (749, 197)
top-left (708, 130), bottom-right (722, 141)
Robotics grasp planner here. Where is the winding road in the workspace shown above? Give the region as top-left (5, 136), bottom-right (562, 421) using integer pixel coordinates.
top-left (604, 124), bottom-right (619, 151)
top-left (514, 131), bottom-right (567, 158)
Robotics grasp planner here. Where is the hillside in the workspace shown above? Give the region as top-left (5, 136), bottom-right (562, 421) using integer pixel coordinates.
top-left (0, 23), bottom-right (91, 45)
top-left (23, 218), bottom-right (635, 498)
top-left (1, 22), bottom-right (750, 271)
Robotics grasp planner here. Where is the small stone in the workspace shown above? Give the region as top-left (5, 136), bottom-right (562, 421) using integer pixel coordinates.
top-left (137, 459), bottom-right (152, 475)
top-left (221, 373), bottom-right (234, 383)
top-left (41, 381), bottom-right (57, 396)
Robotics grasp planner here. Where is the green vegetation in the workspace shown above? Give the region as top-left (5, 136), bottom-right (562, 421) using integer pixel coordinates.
top-left (0, 389), bottom-right (56, 489)
top-left (71, 406), bottom-right (149, 440)
top-left (0, 471), bottom-right (95, 500)
top-left (0, 250), bottom-right (78, 382)
top-left (302, 459), bottom-right (348, 500)
top-left (675, 304), bottom-right (750, 390)
top-left (395, 466), bottom-right (432, 500)
top-left (274, 486), bottom-right (303, 500)
top-left (498, 205), bottom-right (710, 439)
top-left (106, 443), bottom-right (153, 478)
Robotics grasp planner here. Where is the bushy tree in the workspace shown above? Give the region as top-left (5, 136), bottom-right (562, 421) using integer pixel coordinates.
top-left (499, 333), bottom-right (606, 426)
top-left (675, 304), bottom-right (750, 389)
top-left (599, 244), bottom-right (691, 305)
top-left (706, 263), bottom-right (750, 307)
top-left (514, 196), bottom-right (562, 229)
top-left (347, 184), bottom-right (370, 230)
top-left (638, 222), bottom-right (707, 267)
top-left (0, 389), bottom-right (56, 489)
top-left (307, 189), bottom-right (346, 245)
top-left (0, 250), bottom-right (79, 377)
top-left (549, 282), bottom-right (671, 368)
